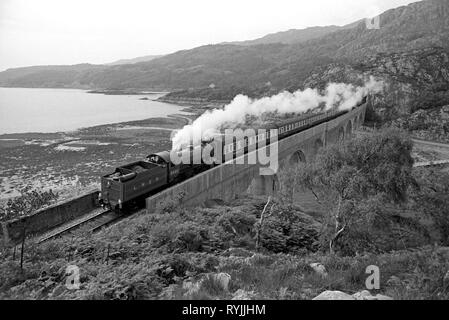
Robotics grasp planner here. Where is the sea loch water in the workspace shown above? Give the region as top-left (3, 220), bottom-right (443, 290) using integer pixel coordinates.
top-left (0, 88), bottom-right (185, 134)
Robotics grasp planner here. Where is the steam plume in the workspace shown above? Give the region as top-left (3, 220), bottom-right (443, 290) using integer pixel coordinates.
top-left (172, 77), bottom-right (382, 149)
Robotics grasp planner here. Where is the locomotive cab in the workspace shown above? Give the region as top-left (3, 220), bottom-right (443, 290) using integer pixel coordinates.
top-left (147, 152), bottom-right (169, 167)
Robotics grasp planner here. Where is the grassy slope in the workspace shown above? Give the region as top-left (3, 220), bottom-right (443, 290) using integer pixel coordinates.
top-left (1, 192), bottom-right (449, 300)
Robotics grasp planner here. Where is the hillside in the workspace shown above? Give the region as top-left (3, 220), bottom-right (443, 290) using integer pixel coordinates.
top-left (303, 47), bottom-right (449, 116)
top-left (0, 0), bottom-right (448, 113)
top-left (297, 0), bottom-right (449, 60)
top-left (105, 55), bottom-right (164, 66)
top-left (0, 64), bottom-right (107, 89)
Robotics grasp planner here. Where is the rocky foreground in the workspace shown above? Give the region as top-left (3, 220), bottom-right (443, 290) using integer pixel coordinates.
top-left (1, 191), bottom-right (449, 300)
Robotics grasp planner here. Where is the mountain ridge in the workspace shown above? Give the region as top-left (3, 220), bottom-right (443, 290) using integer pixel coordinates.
top-left (105, 55), bottom-right (164, 66)
top-left (0, 0), bottom-right (448, 119)
top-left (223, 25), bottom-right (343, 46)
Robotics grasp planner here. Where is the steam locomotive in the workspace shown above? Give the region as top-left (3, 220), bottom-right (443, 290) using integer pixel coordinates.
top-left (99, 97), bottom-right (366, 210)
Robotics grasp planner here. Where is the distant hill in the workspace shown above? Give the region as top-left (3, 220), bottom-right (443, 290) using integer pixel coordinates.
top-left (0, 64), bottom-right (106, 88)
top-left (0, 0), bottom-right (447, 105)
top-left (105, 55), bottom-right (164, 66)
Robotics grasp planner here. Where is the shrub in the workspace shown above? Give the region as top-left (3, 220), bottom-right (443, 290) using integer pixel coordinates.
top-left (258, 204), bottom-right (320, 254)
top-left (0, 187), bottom-right (59, 222)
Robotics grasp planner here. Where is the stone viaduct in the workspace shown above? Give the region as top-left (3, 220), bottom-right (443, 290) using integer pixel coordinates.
top-left (145, 103), bottom-right (367, 212)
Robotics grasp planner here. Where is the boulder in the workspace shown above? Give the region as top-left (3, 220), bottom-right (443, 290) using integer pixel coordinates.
top-left (352, 290), bottom-right (393, 300)
top-left (314, 290), bottom-right (393, 301)
top-left (313, 291), bottom-right (355, 300)
top-left (309, 263), bottom-right (328, 278)
top-left (352, 290), bottom-right (372, 300)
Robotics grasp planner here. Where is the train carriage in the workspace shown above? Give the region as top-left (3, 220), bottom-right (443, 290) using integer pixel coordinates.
top-left (100, 97), bottom-right (367, 210)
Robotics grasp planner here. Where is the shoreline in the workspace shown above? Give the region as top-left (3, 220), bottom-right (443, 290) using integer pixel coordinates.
top-left (0, 107), bottom-right (200, 202)
top-left (87, 89), bottom-right (168, 95)
top-left (0, 112), bottom-right (194, 141)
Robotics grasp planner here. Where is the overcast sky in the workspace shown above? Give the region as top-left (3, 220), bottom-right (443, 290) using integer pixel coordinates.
top-left (0, 0), bottom-right (420, 71)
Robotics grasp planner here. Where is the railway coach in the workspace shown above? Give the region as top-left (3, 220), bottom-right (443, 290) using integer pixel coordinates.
top-left (99, 97), bottom-right (366, 211)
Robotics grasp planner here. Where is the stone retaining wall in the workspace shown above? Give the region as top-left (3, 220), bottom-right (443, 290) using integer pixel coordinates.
top-left (1, 190), bottom-right (99, 245)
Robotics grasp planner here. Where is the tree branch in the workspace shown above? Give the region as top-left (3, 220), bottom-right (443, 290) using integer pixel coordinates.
top-left (256, 196), bottom-right (272, 251)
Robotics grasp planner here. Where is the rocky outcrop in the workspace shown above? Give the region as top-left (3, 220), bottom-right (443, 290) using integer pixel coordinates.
top-left (303, 47), bottom-right (449, 122)
top-left (389, 104), bottom-right (449, 142)
top-left (309, 263), bottom-right (328, 278)
top-left (313, 290), bottom-right (393, 300)
top-left (312, 291), bottom-right (355, 300)
top-left (352, 290), bottom-right (393, 301)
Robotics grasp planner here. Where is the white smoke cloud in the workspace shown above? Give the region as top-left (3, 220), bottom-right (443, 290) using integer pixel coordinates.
top-left (172, 77), bottom-right (383, 149)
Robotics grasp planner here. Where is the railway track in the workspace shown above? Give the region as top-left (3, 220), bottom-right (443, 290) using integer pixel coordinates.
top-left (37, 208), bottom-right (125, 243)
